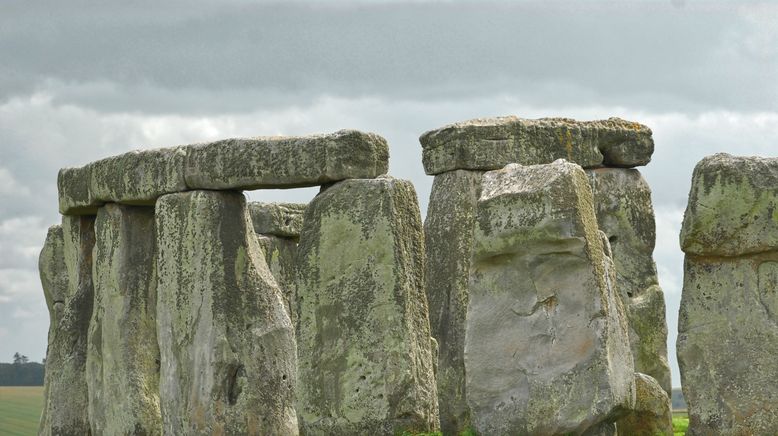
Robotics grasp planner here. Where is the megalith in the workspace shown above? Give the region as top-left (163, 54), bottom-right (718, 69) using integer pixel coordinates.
top-left (466, 161), bottom-right (635, 435)
top-left (587, 168), bottom-right (671, 394)
top-left (156, 190), bottom-right (298, 435)
top-left (679, 153), bottom-right (778, 435)
top-left (249, 202), bottom-right (306, 326)
top-left (616, 373), bottom-right (673, 436)
top-left (39, 216), bottom-right (95, 436)
top-left (86, 204), bottom-right (161, 435)
top-left (296, 177), bottom-right (439, 434)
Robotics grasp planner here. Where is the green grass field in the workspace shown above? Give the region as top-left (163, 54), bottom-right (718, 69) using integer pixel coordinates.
top-left (0, 386), bottom-right (43, 435)
top-left (673, 410), bottom-right (689, 435)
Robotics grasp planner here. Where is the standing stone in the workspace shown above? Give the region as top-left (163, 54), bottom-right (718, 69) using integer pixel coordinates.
top-left (616, 373), bottom-right (673, 436)
top-left (39, 216), bottom-right (96, 436)
top-left (466, 161), bottom-right (635, 435)
top-left (587, 168), bottom-right (671, 394)
top-left (679, 153), bottom-right (778, 435)
top-left (296, 177), bottom-right (439, 434)
top-left (156, 190), bottom-right (298, 435)
top-left (423, 169), bottom-right (483, 434)
top-left (87, 204), bottom-right (161, 435)
top-left (249, 202), bottom-right (306, 326)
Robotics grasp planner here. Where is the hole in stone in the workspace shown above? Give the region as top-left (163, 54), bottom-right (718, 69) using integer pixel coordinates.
top-left (226, 364), bottom-right (246, 406)
top-left (282, 374), bottom-right (287, 380)
top-left (608, 235), bottom-right (618, 244)
top-left (359, 375), bottom-right (366, 381)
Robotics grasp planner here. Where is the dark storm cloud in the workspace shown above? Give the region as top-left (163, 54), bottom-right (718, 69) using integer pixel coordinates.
top-left (0, 1), bottom-right (774, 114)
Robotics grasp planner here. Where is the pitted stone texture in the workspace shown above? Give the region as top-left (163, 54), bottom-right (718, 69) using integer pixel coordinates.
top-left (58, 166), bottom-right (101, 215)
top-left (87, 205), bottom-right (161, 435)
top-left (681, 153), bottom-right (778, 257)
top-left (616, 373), bottom-right (673, 436)
top-left (296, 177), bottom-right (439, 434)
top-left (678, 255), bottom-right (778, 436)
top-left (156, 190), bottom-right (298, 436)
top-left (40, 226), bottom-right (68, 328)
top-left (587, 168), bottom-right (671, 394)
top-left (466, 161), bottom-right (635, 436)
top-left (420, 116), bottom-right (653, 175)
top-left (423, 169), bottom-right (483, 434)
top-left (249, 202), bottom-right (306, 238)
top-left (256, 235), bottom-right (299, 326)
top-left (185, 130), bottom-right (389, 190)
top-left (39, 216), bottom-right (95, 436)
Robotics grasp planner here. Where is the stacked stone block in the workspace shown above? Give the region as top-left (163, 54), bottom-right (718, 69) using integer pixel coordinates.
top-left (420, 116), bottom-right (671, 434)
top-left (679, 153), bottom-right (778, 435)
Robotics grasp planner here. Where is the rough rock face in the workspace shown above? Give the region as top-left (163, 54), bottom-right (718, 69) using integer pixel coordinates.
top-left (58, 130), bottom-right (389, 215)
top-left (679, 154), bottom-right (778, 435)
top-left (420, 117), bottom-right (653, 175)
top-left (249, 202), bottom-right (306, 238)
top-left (466, 161), bottom-right (635, 435)
top-left (156, 190), bottom-right (298, 436)
top-left (616, 373), bottom-right (673, 436)
top-left (296, 177), bottom-right (439, 434)
top-left (587, 168), bottom-right (671, 394)
top-left (87, 204), bottom-right (161, 435)
top-left (423, 169), bottom-right (483, 434)
top-left (39, 216), bottom-right (95, 436)
top-left (185, 130), bottom-right (389, 191)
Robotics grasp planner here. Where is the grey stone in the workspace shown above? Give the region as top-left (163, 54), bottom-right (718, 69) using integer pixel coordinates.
top-left (681, 153), bottom-right (778, 257)
top-left (423, 169), bottom-right (483, 435)
top-left (185, 130), bottom-right (389, 190)
top-left (587, 168), bottom-right (671, 394)
top-left (156, 190), bottom-right (298, 435)
top-left (466, 161), bottom-right (635, 435)
top-left (420, 117), bottom-right (653, 175)
top-left (39, 215), bottom-right (95, 436)
top-left (678, 255), bottom-right (778, 435)
top-left (616, 373), bottom-right (673, 436)
top-left (296, 177), bottom-right (439, 434)
top-left (256, 234), bottom-right (299, 327)
top-left (58, 166), bottom-right (101, 215)
top-left (87, 204), bottom-right (161, 435)
top-left (249, 202), bottom-right (306, 238)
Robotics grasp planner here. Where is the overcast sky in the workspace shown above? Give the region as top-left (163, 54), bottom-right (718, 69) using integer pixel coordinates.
top-left (1, 0), bottom-right (776, 388)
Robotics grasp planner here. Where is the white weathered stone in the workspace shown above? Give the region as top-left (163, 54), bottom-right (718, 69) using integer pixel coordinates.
top-left (87, 204), bottom-right (161, 435)
top-left (296, 177), bottom-right (439, 434)
top-left (423, 169), bottom-right (483, 434)
top-left (156, 190), bottom-right (298, 435)
top-left (39, 215), bottom-right (95, 436)
top-left (587, 168), bottom-right (671, 394)
top-left (420, 117), bottom-right (654, 175)
top-left (185, 130), bottom-right (389, 190)
top-left (466, 161), bottom-right (635, 435)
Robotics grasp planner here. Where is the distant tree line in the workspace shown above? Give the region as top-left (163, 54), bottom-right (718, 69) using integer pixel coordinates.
top-left (0, 352), bottom-right (45, 386)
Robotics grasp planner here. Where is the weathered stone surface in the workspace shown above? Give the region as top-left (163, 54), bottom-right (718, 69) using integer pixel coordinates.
top-left (249, 202), bottom-right (306, 238)
top-left (185, 130), bottom-right (389, 190)
top-left (256, 234), bottom-right (299, 326)
top-left (420, 117), bottom-right (653, 175)
top-left (87, 204), bottom-right (161, 435)
top-left (617, 373), bottom-right (673, 436)
top-left (681, 153), bottom-right (778, 257)
top-left (58, 166), bottom-right (101, 215)
top-left (90, 146), bottom-right (187, 205)
top-left (156, 190), bottom-right (298, 435)
top-left (678, 255), bottom-right (778, 435)
top-left (296, 177), bottom-right (439, 434)
top-left (587, 168), bottom-right (671, 394)
top-left (466, 161), bottom-right (635, 435)
top-left (423, 169), bottom-right (483, 434)
top-left (39, 215), bottom-right (95, 436)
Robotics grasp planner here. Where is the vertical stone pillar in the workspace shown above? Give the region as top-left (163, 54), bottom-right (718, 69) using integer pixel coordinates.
top-left (39, 215), bottom-right (95, 436)
top-left (86, 204), bottom-right (161, 434)
top-left (156, 190), bottom-right (298, 436)
top-left (423, 169), bottom-right (483, 434)
top-left (465, 162), bottom-right (634, 435)
top-left (296, 177), bottom-right (439, 434)
top-left (679, 153), bottom-right (778, 435)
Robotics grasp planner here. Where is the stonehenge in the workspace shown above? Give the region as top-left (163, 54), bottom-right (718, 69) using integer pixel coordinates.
top-left (39, 117), bottom-right (682, 435)
top-left (679, 153), bottom-right (778, 435)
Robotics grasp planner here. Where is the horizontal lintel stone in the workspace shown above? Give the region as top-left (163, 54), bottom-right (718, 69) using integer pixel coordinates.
top-left (419, 116), bottom-right (653, 175)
